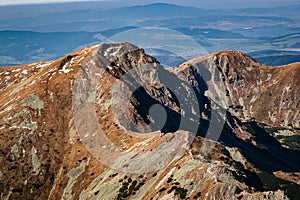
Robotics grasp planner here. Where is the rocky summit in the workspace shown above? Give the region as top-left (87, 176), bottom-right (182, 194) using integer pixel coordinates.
top-left (0, 42), bottom-right (299, 200)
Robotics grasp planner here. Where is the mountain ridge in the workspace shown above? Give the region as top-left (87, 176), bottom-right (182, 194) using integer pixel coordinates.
top-left (0, 43), bottom-right (299, 199)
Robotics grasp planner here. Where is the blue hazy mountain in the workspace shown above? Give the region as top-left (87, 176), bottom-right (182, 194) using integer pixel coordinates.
top-left (249, 49), bottom-right (300, 66)
top-left (0, 3), bottom-right (298, 33)
top-left (0, 3), bottom-right (299, 66)
top-left (0, 3), bottom-right (206, 32)
top-left (1, 30), bottom-right (299, 67)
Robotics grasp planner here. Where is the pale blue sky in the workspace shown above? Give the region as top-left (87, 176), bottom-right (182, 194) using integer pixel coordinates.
top-left (0, 0), bottom-right (102, 6)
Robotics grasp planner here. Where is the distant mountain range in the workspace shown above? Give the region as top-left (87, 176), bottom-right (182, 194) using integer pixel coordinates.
top-left (0, 3), bottom-right (299, 67)
top-left (0, 29), bottom-right (299, 67)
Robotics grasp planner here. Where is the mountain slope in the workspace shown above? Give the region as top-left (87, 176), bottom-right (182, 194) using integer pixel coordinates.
top-left (173, 50), bottom-right (300, 128)
top-left (0, 43), bottom-right (299, 199)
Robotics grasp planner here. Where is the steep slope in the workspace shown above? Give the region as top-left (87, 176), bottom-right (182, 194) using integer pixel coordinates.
top-left (171, 52), bottom-right (300, 199)
top-left (0, 43), bottom-right (299, 200)
top-left (173, 50), bottom-right (300, 128)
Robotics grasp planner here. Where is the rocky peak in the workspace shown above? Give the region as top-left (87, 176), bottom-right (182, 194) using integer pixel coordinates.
top-left (173, 50), bottom-right (300, 129)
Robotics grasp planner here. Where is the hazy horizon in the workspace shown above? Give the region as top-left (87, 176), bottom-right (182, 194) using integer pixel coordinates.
top-left (1, 0), bottom-right (299, 9)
